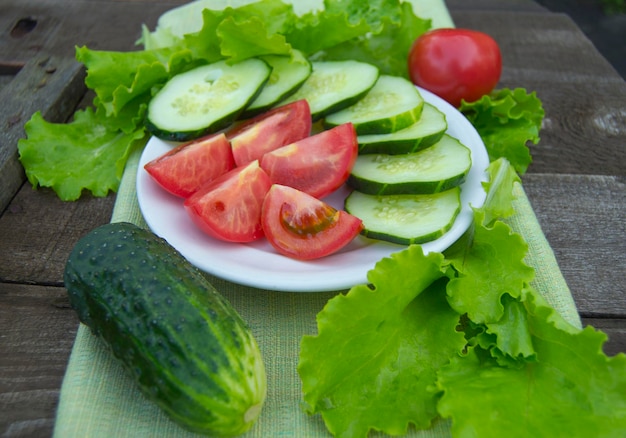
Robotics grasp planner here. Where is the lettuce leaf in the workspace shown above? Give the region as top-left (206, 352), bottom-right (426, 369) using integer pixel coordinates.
top-left (446, 219), bottom-right (535, 324)
top-left (182, 1), bottom-right (296, 63)
top-left (460, 88), bottom-right (544, 174)
top-left (314, 1), bottom-right (430, 77)
top-left (437, 288), bottom-right (626, 437)
top-left (298, 148), bottom-right (626, 437)
top-left (19, 0), bottom-right (432, 201)
top-left (299, 247), bottom-right (466, 436)
top-left (76, 46), bottom-right (199, 121)
top-left (479, 157), bottom-right (521, 226)
top-left (443, 158), bottom-right (533, 326)
top-left (17, 109), bottom-right (146, 200)
top-left (176, 0), bottom-right (429, 76)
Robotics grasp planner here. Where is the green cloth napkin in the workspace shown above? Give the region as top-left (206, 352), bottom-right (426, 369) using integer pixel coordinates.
top-left (53, 1), bottom-right (580, 435)
top-left (54, 146), bottom-right (581, 438)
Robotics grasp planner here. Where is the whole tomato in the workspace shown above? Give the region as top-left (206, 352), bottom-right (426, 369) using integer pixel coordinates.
top-left (408, 28), bottom-right (502, 108)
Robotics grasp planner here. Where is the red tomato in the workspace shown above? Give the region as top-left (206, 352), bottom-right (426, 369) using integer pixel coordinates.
top-left (184, 161), bottom-right (272, 242)
top-left (260, 123), bottom-right (358, 199)
top-left (261, 184), bottom-right (363, 260)
top-left (408, 28), bottom-right (502, 107)
top-left (144, 133), bottom-right (234, 198)
top-left (226, 99), bottom-right (312, 166)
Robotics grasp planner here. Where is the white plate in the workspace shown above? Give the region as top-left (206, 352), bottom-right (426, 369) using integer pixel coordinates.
top-left (136, 87), bottom-right (489, 292)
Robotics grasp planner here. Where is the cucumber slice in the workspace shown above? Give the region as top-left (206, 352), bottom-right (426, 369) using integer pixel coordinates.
top-left (241, 50), bottom-right (312, 118)
top-left (283, 60), bottom-right (379, 121)
top-left (348, 134), bottom-right (472, 195)
top-left (344, 187), bottom-right (462, 245)
top-left (357, 103), bottom-right (447, 154)
top-left (324, 75), bottom-right (424, 135)
top-left (146, 58), bottom-right (271, 141)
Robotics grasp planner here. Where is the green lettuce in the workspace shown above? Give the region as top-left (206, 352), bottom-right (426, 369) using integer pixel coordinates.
top-left (438, 288), bottom-right (626, 437)
top-left (18, 109), bottom-right (146, 200)
top-left (312, 1), bottom-right (431, 76)
top-left (18, 0), bottom-right (430, 201)
top-left (145, 0), bottom-right (429, 75)
top-left (460, 88), bottom-right (545, 174)
top-left (298, 159), bottom-right (626, 437)
top-left (76, 46), bottom-right (199, 122)
top-left (299, 247), bottom-right (466, 436)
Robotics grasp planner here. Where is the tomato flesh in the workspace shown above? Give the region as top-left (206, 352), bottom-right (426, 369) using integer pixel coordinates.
top-left (184, 161), bottom-right (272, 242)
top-left (408, 28), bottom-right (502, 107)
top-left (144, 133), bottom-right (234, 198)
top-left (226, 99), bottom-right (312, 166)
top-left (260, 123), bottom-right (358, 199)
top-left (262, 184), bottom-right (363, 260)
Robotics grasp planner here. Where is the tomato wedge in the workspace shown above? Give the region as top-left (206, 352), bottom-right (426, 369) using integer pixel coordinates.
top-left (260, 123), bottom-right (358, 199)
top-left (226, 99), bottom-right (312, 166)
top-left (144, 133), bottom-right (234, 198)
top-left (261, 184), bottom-right (363, 260)
top-left (184, 161), bottom-right (272, 242)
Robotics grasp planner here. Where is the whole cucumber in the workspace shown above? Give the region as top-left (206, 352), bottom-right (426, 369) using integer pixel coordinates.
top-left (64, 222), bottom-right (266, 436)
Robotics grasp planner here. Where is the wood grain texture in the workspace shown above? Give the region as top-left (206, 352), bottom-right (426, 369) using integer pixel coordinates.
top-left (0, 1), bottom-right (189, 65)
top-left (522, 173), bottom-right (626, 316)
top-left (453, 11), bottom-right (626, 177)
top-left (0, 183), bottom-right (115, 285)
top-left (0, 56), bottom-right (86, 212)
top-left (0, 283), bottom-right (78, 438)
top-left (446, 0), bottom-right (548, 12)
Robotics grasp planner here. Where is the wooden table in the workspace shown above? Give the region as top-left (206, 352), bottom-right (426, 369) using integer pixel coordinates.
top-left (1, 1), bottom-right (624, 436)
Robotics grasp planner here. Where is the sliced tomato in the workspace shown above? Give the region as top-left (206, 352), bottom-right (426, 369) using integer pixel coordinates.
top-left (226, 99), bottom-right (312, 166)
top-left (261, 184), bottom-right (363, 260)
top-left (184, 161), bottom-right (272, 242)
top-left (144, 133), bottom-right (234, 198)
top-left (259, 123), bottom-right (358, 199)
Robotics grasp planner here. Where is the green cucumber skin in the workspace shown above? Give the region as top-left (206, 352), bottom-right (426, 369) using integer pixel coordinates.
top-left (146, 113), bottom-right (239, 143)
top-left (357, 130), bottom-right (445, 155)
top-left (324, 100), bottom-right (424, 135)
top-left (355, 103), bottom-right (448, 154)
top-left (64, 222), bottom-right (266, 436)
top-left (240, 53), bottom-right (312, 119)
top-left (344, 189), bottom-right (461, 245)
top-left (146, 80), bottom-right (267, 143)
top-left (310, 88), bottom-right (373, 122)
top-left (146, 59), bottom-right (271, 142)
top-left (357, 216), bottom-right (457, 245)
top-left (347, 173), bottom-right (467, 196)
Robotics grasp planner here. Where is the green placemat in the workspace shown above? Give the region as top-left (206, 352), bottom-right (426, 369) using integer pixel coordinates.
top-left (54, 142), bottom-right (581, 438)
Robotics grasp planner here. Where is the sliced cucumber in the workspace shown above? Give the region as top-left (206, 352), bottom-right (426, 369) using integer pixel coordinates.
top-left (347, 134), bottom-right (472, 195)
top-left (323, 75), bottom-right (424, 135)
top-left (241, 50), bottom-right (312, 118)
top-left (146, 58), bottom-right (271, 141)
top-left (283, 60), bottom-right (379, 121)
top-left (357, 103), bottom-right (447, 154)
top-left (344, 187), bottom-right (462, 245)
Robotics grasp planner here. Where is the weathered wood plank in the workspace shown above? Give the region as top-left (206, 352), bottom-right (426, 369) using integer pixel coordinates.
top-left (0, 56), bottom-right (86, 212)
top-left (0, 1), bottom-right (188, 65)
top-left (0, 283), bottom-right (78, 438)
top-left (0, 183), bottom-right (115, 285)
top-left (522, 173), bottom-right (626, 316)
top-left (454, 11), bottom-right (626, 176)
top-left (446, 0), bottom-right (548, 12)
